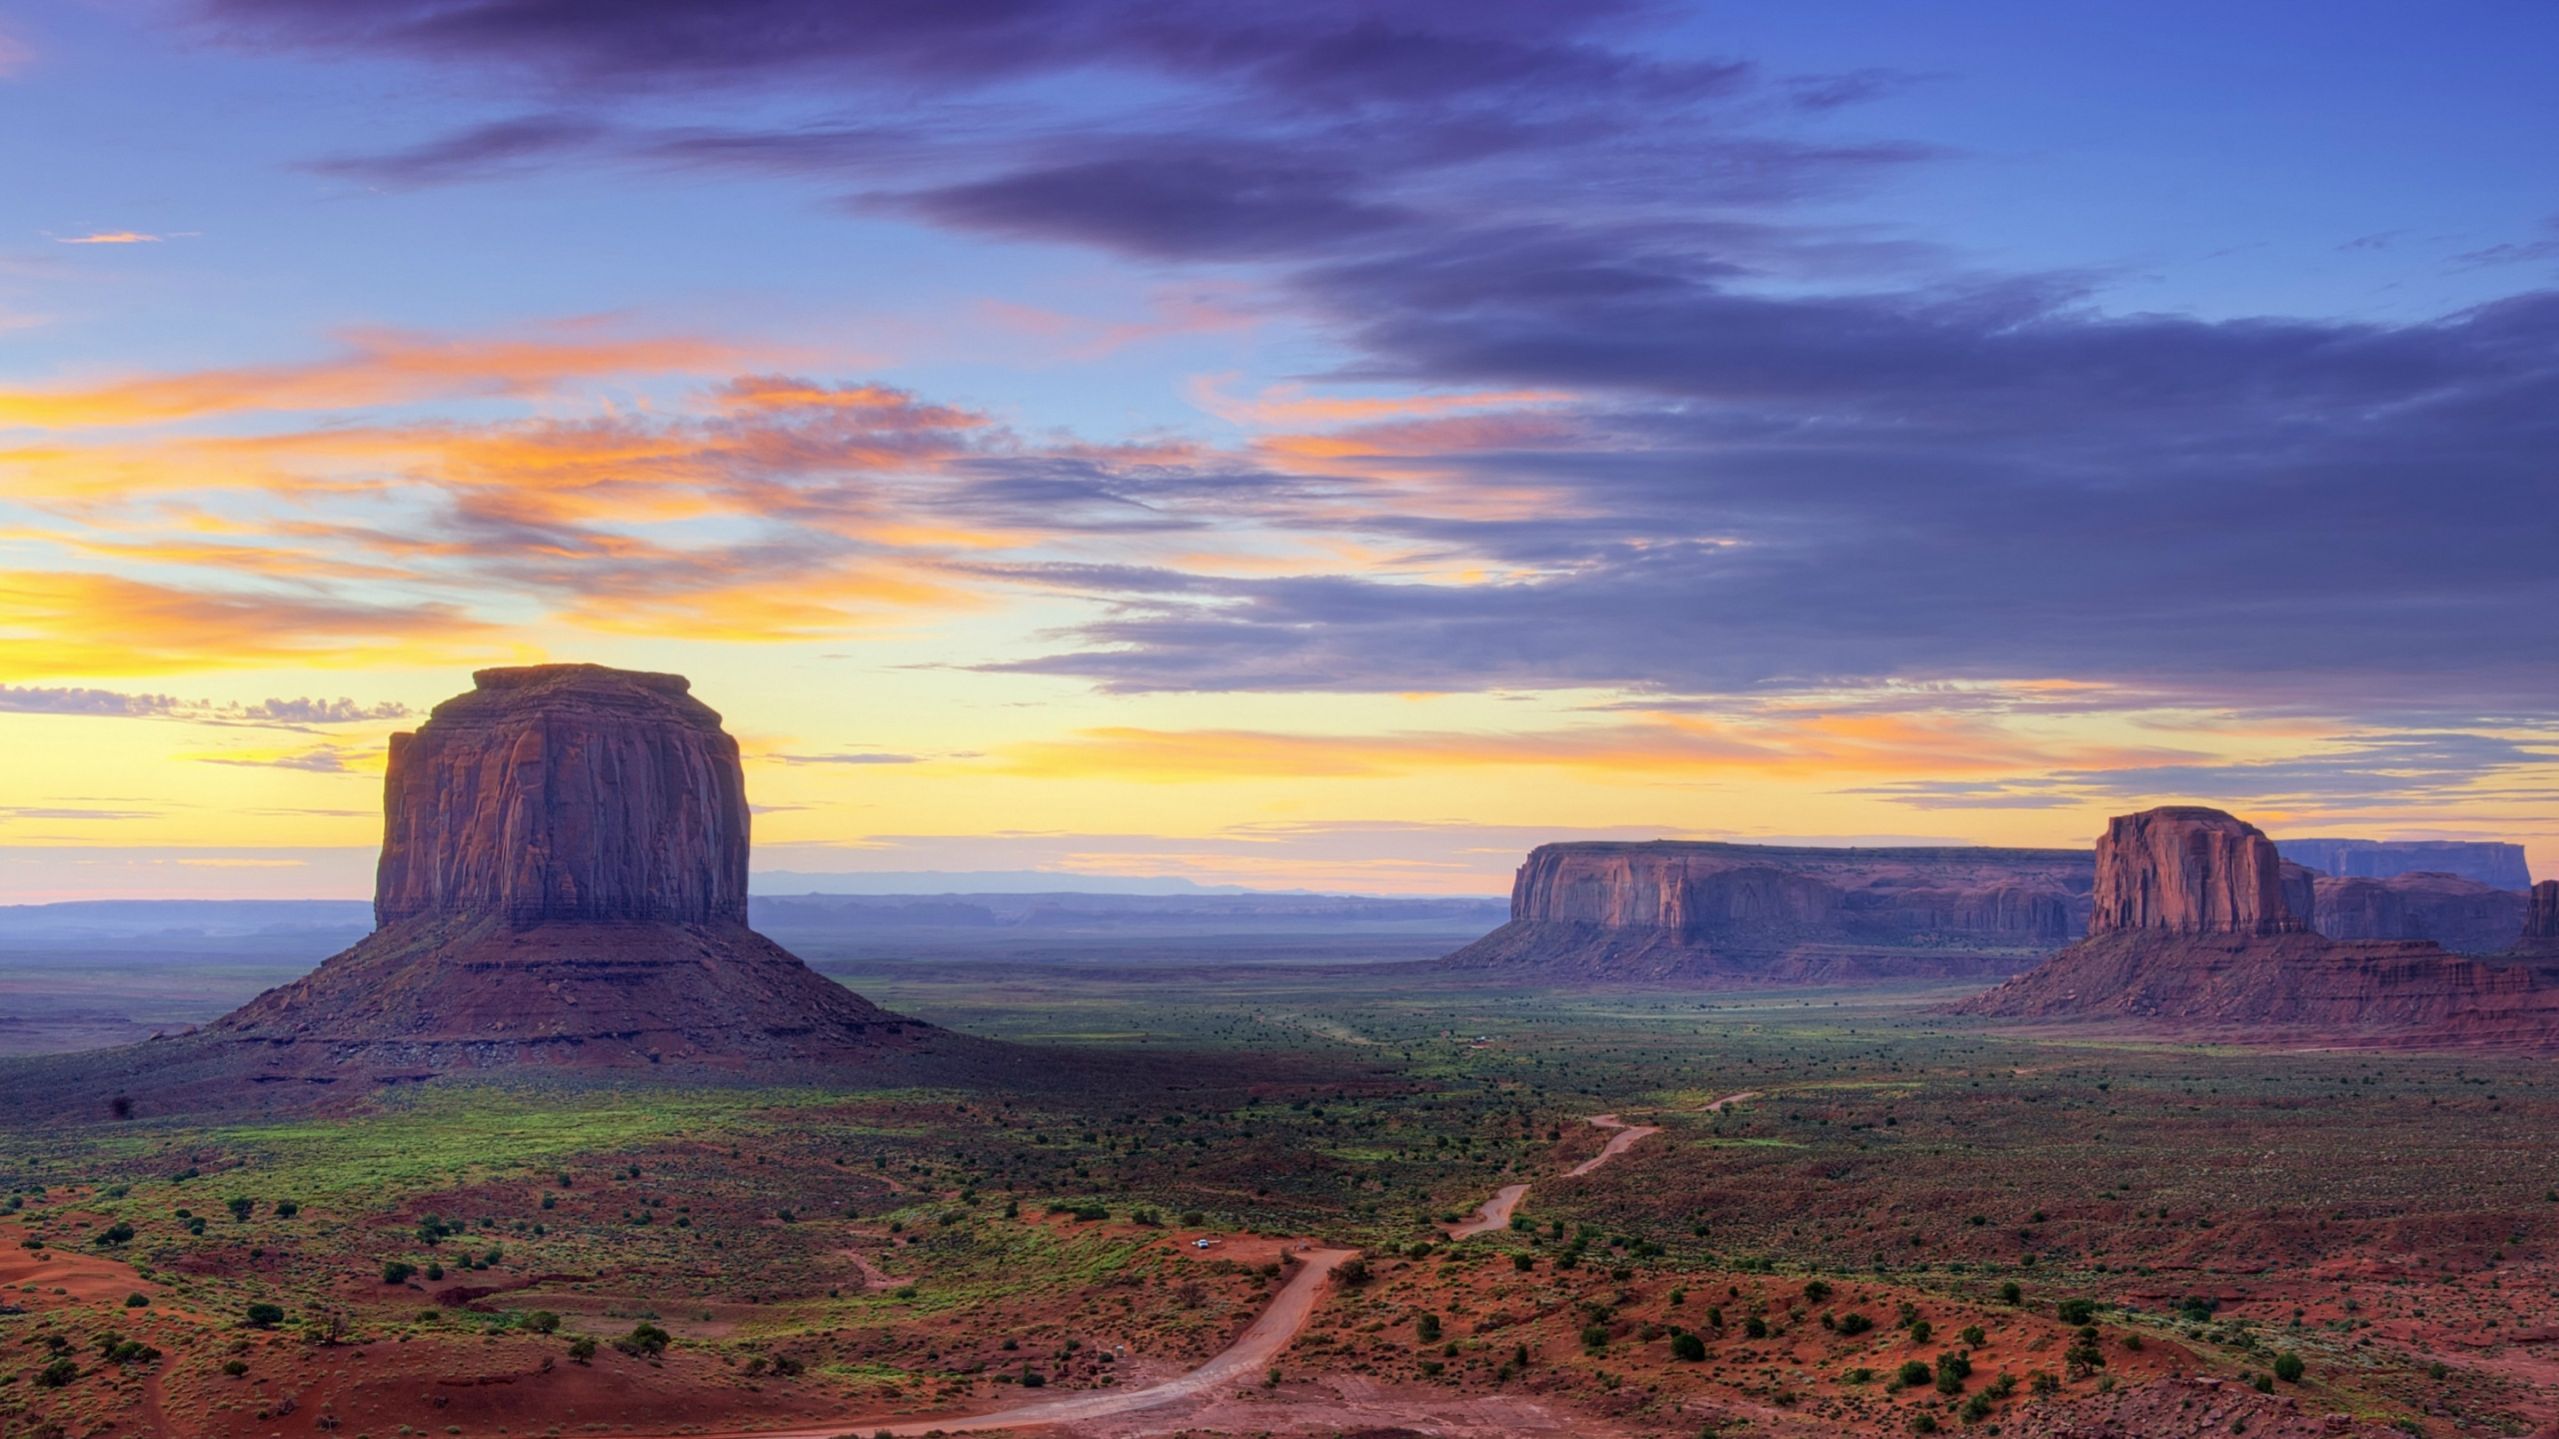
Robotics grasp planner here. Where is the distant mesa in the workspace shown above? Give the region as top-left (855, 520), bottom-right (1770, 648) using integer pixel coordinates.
top-left (2314, 871), bottom-right (2531, 956)
top-left (1437, 840), bottom-right (2095, 983)
top-left (7, 664), bottom-right (977, 1115)
top-left (1954, 805), bottom-right (2559, 1048)
top-left (2276, 836), bottom-right (2532, 892)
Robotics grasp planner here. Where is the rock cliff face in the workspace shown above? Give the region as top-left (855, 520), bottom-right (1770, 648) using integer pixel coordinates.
top-left (1442, 842), bottom-right (2092, 982)
top-left (2089, 807), bottom-right (2305, 937)
top-left (2277, 837), bottom-right (2532, 891)
top-left (2519, 881), bottom-right (2559, 956)
top-left (2314, 872), bottom-right (2530, 955)
top-left (1955, 806), bottom-right (2559, 1048)
top-left (375, 665), bottom-right (748, 927)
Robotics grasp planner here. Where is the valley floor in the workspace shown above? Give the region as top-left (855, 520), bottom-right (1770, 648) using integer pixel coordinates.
top-left (4, 940), bottom-right (2555, 1438)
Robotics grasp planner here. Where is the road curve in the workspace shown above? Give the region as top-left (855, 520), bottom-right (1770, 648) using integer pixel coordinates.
top-left (1447, 1182), bottom-right (1530, 1238)
top-left (618, 1246), bottom-right (1357, 1439)
top-left (1566, 1113), bottom-right (1661, 1177)
top-left (1448, 1092), bottom-right (1759, 1241)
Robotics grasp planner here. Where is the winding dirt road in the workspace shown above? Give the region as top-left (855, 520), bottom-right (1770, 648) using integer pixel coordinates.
top-left (626, 1246), bottom-right (1356, 1439)
top-left (1447, 1091), bottom-right (1759, 1241)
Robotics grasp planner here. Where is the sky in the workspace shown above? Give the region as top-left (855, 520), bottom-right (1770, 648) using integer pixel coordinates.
top-left (2, 0), bottom-right (2555, 901)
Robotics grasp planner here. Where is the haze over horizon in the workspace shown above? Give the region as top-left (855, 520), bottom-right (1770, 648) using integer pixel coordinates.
top-left (4, 0), bottom-right (2554, 903)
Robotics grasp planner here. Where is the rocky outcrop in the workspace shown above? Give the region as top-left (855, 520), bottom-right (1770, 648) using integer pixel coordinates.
top-left (375, 665), bottom-right (748, 927)
top-left (2278, 837), bottom-right (2532, 891)
top-left (1956, 806), bottom-right (2559, 1048)
top-left (1441, 842), bottom-right (2093, 982)
top-left (2090, 807), bottom-right (2305, 937)
top-left (4, 664), bottom-right (991, 1114)
top-left (2314, 872), bottom-right (2530, 955)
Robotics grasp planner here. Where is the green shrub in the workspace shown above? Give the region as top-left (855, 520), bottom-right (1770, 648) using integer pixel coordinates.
top-left (2274, 1351), bottom-right (2305, 1384)
top-left (244, 1302), bottom-right (284, 1328)
top-left (1671, 1332), bottom-right (1706, 1362)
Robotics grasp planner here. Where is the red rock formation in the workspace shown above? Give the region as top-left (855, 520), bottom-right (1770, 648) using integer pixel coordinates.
top-left (2089, 807), bottom-right (2305, 936)
top-left (375, 665), bottom-right (748, 927)
top-left (1444, 841), bottom-right (2092, 982)
top-left (22, 664), bottom-right (986, 1109)
top-left (1956, 806), bottom-right (2559, 1048)
top-left (2314, 872), bottom-right (2530, 954)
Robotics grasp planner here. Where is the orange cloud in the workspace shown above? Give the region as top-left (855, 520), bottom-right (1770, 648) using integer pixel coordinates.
top-left (54, 231), bottom-right (163, 246)
top-left (994, 712), bottom-right (2200, 784)
top-left (0, 569), bottom-right (509, 676)
top-left (0, 321), bottom-right (746, 429)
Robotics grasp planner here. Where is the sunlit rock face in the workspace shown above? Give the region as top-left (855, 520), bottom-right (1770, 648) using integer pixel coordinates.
top-left (373, 664), bottom-right (749, 928)
top-left (2088, 807), bottom-right (2307, 938)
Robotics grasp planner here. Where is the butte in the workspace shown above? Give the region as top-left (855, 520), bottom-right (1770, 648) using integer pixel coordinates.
top-left (1, 664), bottom-right (1003, 1117)
top-left (1953, 805), bottom-right (2559, 1049)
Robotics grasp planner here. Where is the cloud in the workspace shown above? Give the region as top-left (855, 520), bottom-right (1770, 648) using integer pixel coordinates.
top-left (2452, 217), bottom-right (2559, 271)
top-left (0, 570), bottom-right (504, 676)
top-left (304, 113), bottom-right (607, 184)
top-left (54, 231), bottom-right (164, 245)
top-left (969, 278), bottom-right (2559, 716)
top-left (988, 712), bottom-right (2192, 784)
top-left (0, 319), bottom-right (742, 429)
top-left (0, 685), bottom-right (411, 726)
top-left (1843, 731), bottom-right (2559, 818)
top-left (0, 25), bottom-right (28, 77)
top-left (876, 148), bottom-right (1415, 262)
top-left (0, 806), bottom-right (162, 821)
top-left (198, 745), bottom-right (366, 772)
top-left (769, 751), bottom-right (923, 765)
top-left (3, 346), bottom-right (1010, 648)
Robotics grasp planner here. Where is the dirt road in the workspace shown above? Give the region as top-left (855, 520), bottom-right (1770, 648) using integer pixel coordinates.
top-left (1447, 1091), bottom-right (1758, 1240)
top-left (1566, 1112), bottom-right (1661, 1177)
top-left (1447, 1182), bottom-right (1531, 1238)
top-left (623, 1246), bottom-right (1356, 1439)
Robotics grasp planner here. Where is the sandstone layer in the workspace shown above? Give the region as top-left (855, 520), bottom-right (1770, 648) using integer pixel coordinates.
top-left (2313, 872), bottom-right (2531, 955)
top-left (1956, 806), bottom-right (2559, 1048)
top-left (1440, 841), bottom-right (2093, 982)
top-left (2277, 837), bottom-right (2533, 892)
